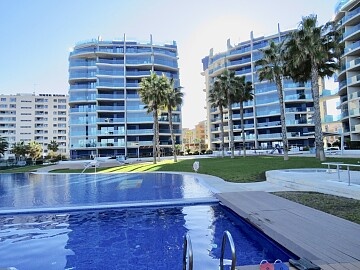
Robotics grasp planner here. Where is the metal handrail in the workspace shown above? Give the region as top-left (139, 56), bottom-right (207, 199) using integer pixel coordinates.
top-left (220, 230), bottom-right (236, 270)
top-left (183, 234), bottom-right (193, 270)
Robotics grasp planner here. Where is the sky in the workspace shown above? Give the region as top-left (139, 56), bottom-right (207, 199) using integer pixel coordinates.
top-left (0, 0), bottom-right (339, 128)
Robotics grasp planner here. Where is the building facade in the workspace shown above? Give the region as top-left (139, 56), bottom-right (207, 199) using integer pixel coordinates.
top-left (68, 35), bottom-right (181, 159)
top-left (202, 30), bottom-right (316, 151)
top-left (0, 93), bottom-right (69, 158)
top-left (335, 0), bottom-right (360, 144)
top-left (182, 120), bottom-right (208, 153)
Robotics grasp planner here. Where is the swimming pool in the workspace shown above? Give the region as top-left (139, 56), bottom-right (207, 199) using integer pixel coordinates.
top-left (0, 173), bottom-right (215, 213)
top-left (0, 173), bottom-right (295, 269)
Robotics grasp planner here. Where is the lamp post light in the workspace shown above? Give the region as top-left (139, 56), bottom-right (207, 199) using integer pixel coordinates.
top-left (135, 142), bottom-right (140, 161)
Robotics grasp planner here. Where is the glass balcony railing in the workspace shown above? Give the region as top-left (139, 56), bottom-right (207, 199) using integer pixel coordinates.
top-left (349, 91), bottom-right (360, 99)
top-left (228, 58), bottom-right (251, 66)
top-left (344, 40), bottom-right (360, 54)
top-left (341, 5), bottom-right (360, 23)
top-left (126, 70), bottom-right (151, 76)
top-left (98, 142), bottom-right (126, 147)
top-left (70, 108), bottom-right (96, 113)
top-left (98, 70), bottom-right (124, 76)
top-left (97, 94), bottom-right (125, 99)
top-left (343, 24), bottom-right (360, 39)
top-left (97, 118), bottom-right (125, 123)
top-left (97, 105), bottom-right (125, 111)
top-left (257, 121), bottom-right (280, 127)
top-left (127, 117), bottom-right (153, 122)
top-left (97, 82), bottom-right (125, 87)
top-left (285, 94), bottom-right (312, 101)
top-left (348, 57), bottom-right (360, 68)
top-left (229, 46), bottom-right (251, 55)
top-left (97, 59), bottom-right (124, 65)
top-left (69, 72), bottom-right (97, 79)
top-left (350, 108), bottom-right (360, 116)
top-left (347, 74), bottom-right (360, 85)
top-left (127, 129), bottom-right (153, 135)
top-left (98, 130), bottom-right (125, 135)
top-left (285, 107), bottom-right (314, 113)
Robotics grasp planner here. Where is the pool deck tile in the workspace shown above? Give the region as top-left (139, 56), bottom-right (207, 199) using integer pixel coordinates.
top-left (216, 191), bottom-right (360, 270)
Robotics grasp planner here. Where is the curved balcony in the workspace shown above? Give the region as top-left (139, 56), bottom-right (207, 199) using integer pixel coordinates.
top-left (344, 41), bottom-right (360, 56)
top-left (342, 23), bottom-right (360, 41)
top-left (97, 59), bottom-right (124, 65)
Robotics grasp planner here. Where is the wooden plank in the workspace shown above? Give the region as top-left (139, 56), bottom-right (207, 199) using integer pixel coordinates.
top-left (216, 191), bottom-right (360, 266)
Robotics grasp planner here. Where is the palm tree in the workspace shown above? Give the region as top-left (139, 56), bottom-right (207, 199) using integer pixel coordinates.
top-left (11, 141), bottom-right (28, 161)
top-left (208, 80), bottom-right (227, 157)
top-left (256, 40), bottom-right (289, 161)
top-left (164, 78), bottom-right (184, 162)
top-left (0, 136), bottom-right (9, 157)
top-left (139, 71), bottom-right (170, 164)
top-left (218, 69), bottom-right (237, 158)
top-left (285, 14), bottom-right (341, 161)
top-left (233, 76), bottom-right (254, 157)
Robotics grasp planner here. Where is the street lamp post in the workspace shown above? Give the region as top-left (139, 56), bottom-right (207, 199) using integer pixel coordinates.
top-left (135, 142), bottom-right (140, 161)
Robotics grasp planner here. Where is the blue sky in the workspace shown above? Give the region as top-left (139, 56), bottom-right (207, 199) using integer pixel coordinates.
top-left (0, 0), bottom-right (339, 128)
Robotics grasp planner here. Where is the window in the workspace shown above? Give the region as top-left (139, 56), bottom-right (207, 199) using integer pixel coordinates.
top-left (1, 98), bottom-right (6, 102)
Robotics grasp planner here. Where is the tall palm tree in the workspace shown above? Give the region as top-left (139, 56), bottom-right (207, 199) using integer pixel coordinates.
top-left (256, 40), bottom-right (289, 161)
top-left (233, 76), bottom-right (253, 157)
top-left (165, 78), bottom-right (184, 162)
top-left (218, 69), bottom-right (237, 158)
top-left (285, 14), bottom-right (341, 161)
top-left (139, 71), bottom-right (170, 164)
top-left (209, 80), bottom-right (227, 157)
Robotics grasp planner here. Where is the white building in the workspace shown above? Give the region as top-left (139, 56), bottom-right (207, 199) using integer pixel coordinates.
top-left (0, 93), bottom-right (69, 159)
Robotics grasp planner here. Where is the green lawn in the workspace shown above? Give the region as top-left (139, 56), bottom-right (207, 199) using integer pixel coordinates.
top-left (52, 156), bottom-right (359, 183)
top-left (274, 191), bottom-right (360, 224)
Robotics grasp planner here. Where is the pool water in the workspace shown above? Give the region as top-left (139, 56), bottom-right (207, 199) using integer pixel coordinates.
top-left (0, 173), bottom-right (295, 269)
top-left (0, 173), bottom-right (214, 212)
top-left (0, 204), bottom-right (293, 270)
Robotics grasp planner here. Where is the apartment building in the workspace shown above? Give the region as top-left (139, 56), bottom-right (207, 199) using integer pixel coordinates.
top-left (182, 121), bottom-right (208, 152)
top-left (0, 93), bottom-right (69, 158)
top-left (68, 35), bottom-right (181, 159)
top-left (335, 0), bottom-right (360, 143)
top-left (202, 30), bottom-right (316, 151)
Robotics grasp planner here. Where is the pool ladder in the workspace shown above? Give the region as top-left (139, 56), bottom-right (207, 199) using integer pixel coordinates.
top-left (183, 230), bottom-right (236, 270)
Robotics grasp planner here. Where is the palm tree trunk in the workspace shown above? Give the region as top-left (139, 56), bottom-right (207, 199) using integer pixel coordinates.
top-left (275, 77), bottom-right (289, 161)
top-left (152, 109), bottom-right (158, 164)
top-left (168, 110), bottom-right (177, 162)
top-left (227, 101), bottom-right (235, 158)
top-left (240, 103), bottom-right (246, 157)
top-left (311, 62), bottom-right (325, 161)
top-left (219, 107), bottom-right (225, 158)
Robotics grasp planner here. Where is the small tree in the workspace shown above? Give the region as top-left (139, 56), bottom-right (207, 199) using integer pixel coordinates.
top-left (11, 141), bottom-right (29, 161)
top-left (0, 136), bottom-right (9, 157)
top-left (28, 141), bottom-right (43, 165)
top-left (47, 140), bottom-right (59, 159)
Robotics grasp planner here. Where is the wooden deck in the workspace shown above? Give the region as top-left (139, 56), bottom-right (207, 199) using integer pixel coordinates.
top-left (216, 191), bottom-right (360, 270)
